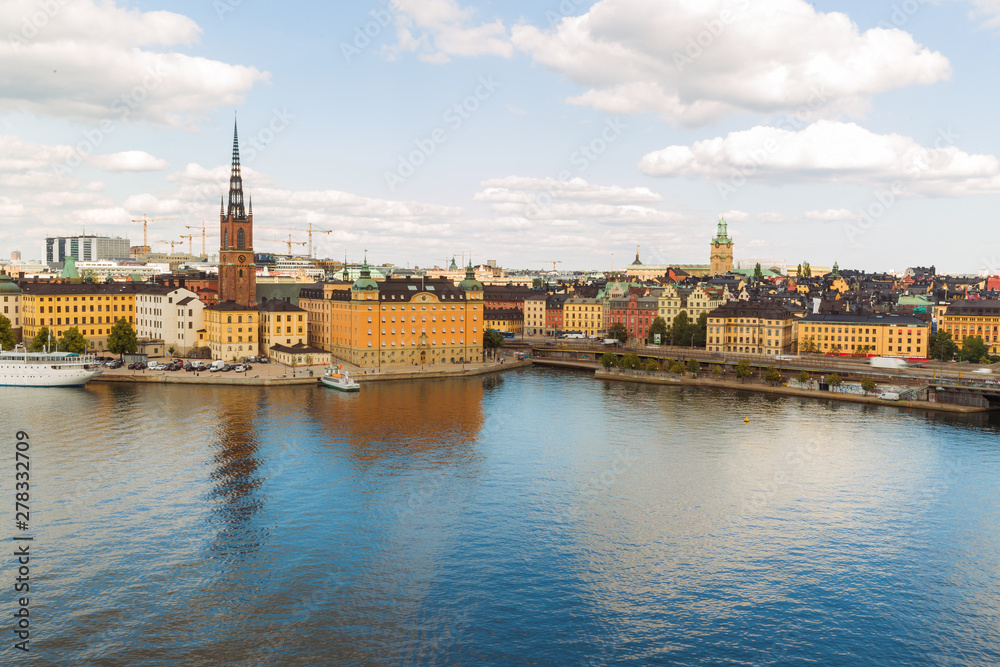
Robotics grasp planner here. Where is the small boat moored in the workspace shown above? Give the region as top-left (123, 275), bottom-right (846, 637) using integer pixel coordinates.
top-left (320, 365), bottom-right (360, 392)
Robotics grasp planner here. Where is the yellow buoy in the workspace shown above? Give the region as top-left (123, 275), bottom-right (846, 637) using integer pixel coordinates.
top-left (744, 417), bottom-right (749, 423)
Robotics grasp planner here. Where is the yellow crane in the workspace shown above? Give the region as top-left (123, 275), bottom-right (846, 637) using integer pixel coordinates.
top-left (535, 260), bottom-right (563, 272)
top-left (185, 222), bottom-right (209, 258)
top-left (179, 234), bottom-right (195, 256)
top-left (267, 233), bottom-right (306, 256)
top-left (288, 223), bottom-right (332, 258)
top-left (130, 215), bottom-right (177, 259)
top-left (159, 240), bottom-right (183, 256)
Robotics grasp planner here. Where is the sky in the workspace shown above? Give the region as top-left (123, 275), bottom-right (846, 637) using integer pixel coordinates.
top-left (1, 0), bottom-right (999, 274)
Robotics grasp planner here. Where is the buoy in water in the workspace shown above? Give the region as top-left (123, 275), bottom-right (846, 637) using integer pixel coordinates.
top-left (744, 417), bottom-right (749, 423)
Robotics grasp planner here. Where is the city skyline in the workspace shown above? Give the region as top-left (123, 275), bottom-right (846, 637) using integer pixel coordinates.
top-left (2, 0), bottom-right (999, 273)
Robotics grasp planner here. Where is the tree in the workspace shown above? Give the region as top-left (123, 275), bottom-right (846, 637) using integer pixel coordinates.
top-left (106, 319), bottom-right (138, 357)
top-left (797, 370), bottom-right (810, 385)
top-left (647, 316), bottom-right (668, 344)
top-left (861, 377), bottom-right (877, 395)
top-left (691, 312), bottom-right (708, 348)
top-left (672, 310), bottom-right (691, 346)
top-left (712, 364), bottom-right (723, 378)
top-left (960, 336), bottom-right (989, 363)
top-left (0, 314), bottom-right (15, 350)
top-left (669, 360), bottom-right (685, 374)
top-left (736, 359), bottom-right (753, 382)
top-left (608, 322), bottom-right (628, 343)
top-left (796, 263), bottom-right (803, 277)
top-left (929, 331), bottom-right (958, 361)
top-left (57, 327), bottom-right (87, 354)
top-left (829, 343), bottom-right (843, 356)
top-left (764, 365), bottom-right (783, 385)
top-left (29, 326), bottom-right (52, 352)
top-left (802, 261), bottom-right (812, 277)
top-left (168, 346), bottom-right (176, 357)
top-left (687, 359), bottom-right (700, 376)
top-left (754, 262), bottom-right (762, 280)
top-left (645, 359), bottom-right (660, 372)
top-left (827, 372), bottom-right (842, 390)
top-left (600, 352), bottom-right (617, 368)
top-left (621, 353), bottom-right (641, 370)
top-left (800, 336), bottom-right (818, 354)
top-left (483, 330), bottom-right (505, 350)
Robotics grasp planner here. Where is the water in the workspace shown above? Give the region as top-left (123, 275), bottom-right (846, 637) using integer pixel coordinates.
top-left (3, 367), bottom-right (1000, 665)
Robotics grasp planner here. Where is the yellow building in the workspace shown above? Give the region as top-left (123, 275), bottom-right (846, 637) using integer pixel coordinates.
top-left (706, 302), bottom-right (798, 356)
top-left (301, 280), bottom-right (352, 351)
top-left (524, 295), bottom-right (547, 336)
top-left (203, 301), bottom-right (258, 361)
top-left (938, 299), bottom-right (1000, 356)
top-left (0, 274), bottom-right (22, 340)
top-left (563, 297), bottom-right (604, 336)
top-left (258, 298), bottom-right (307, 358)
top-left (797, 313), bottom-right (929, 357)
top-left (20, 281), bottom-right (137, 352)
top-left (301, 261), bottom-right (485, 368)
top-left (685, 284), bottom-right (729, 319)
top-left (485, 309), bottom-right (524, 335)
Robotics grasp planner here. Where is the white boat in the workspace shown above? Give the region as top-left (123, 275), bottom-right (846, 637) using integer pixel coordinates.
top-left (320, 365), bottom-right (360, 392)
top-left (0, 344), bottom-right (105, 387)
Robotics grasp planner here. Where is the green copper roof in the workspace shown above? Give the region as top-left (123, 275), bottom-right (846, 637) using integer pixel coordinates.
top-left (60, 256), bottom-right (79, 279)
top-left (0, 273), bottom-right (21, 295)
top-left (352, 257), bottom-right (379, 291)
top-left (458, 262), bottom-right (483, 291)
top-left (712, 216), bottom-right (731, 244)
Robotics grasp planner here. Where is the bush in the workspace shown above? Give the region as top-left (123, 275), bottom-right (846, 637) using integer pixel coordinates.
top-left (600, 352), bottom-right (617, 368)
top-left (645, 359), bottom-right (660, 372)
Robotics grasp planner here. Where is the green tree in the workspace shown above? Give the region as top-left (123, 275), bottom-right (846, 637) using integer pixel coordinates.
top-left (796, 370), bottom-right (810, 385)
top-left (608, 322), bottom-right (628, 343)
top-left (483, 330), bottom-right (505, 350)
top-left (29, 326), bottom-right (52, 352)
top-left (929, 330), bottom-right (958, 361)
top-left (736, 359), bottom-right (753, 382)
top-left (672, 310), bottom-right (691, 346)
top-left (647, 316), bottom-right (668, 344)
top-left (861, 377), bottom-right (877, 395)
top-left (687, 359), bottom-right (700, 376)
top-left (669, 360), bottom-right (686, 374)
top-left (960, 336), bottom-right (989, 363)
top-left (57, 326), bottom-right (87, 354)
top-left (600, 352), bottom-right (617, 368)
top-left (796, 263), bottom-right (803, 277)
top-left (0, 314), bottom-right (15, 350)
top-left (645, 359), bottom-right (660, 372)
top-left (802, 261), bottom-right (812, 277)
top-left (621, 353), bottom-right (641, 370)
top-left (106, 319), bottom-right (138, 357)
top-left (712, 364), bottom-right (724, 378)
top-left (764, 365), bottom-right (783, 385)
top-left (829, 343), bottom-right (843, 356)
top-left (827, 372), bottom-right (842, 390)
top-left (691, 312), bottom-right (708, 348)
top-left (754, 262), bottom-right (762, 280)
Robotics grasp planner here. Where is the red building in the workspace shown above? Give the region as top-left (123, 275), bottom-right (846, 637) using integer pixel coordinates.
top-left (217, 121), bottom-right (257, 307)
top-left (484, 285), bottom-right (536, 312)
top-left (608, 293), bottom-right (658, 339)
top-left (545, 294), bottom-right (567, 333)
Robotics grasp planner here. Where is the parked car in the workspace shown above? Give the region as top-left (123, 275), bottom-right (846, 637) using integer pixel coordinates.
top-left (110, 360), bottom-right (125, 369)
top-left (221, 364), bottom-right (233, 372)
top-left (233, 364), bottom-right (247, 373)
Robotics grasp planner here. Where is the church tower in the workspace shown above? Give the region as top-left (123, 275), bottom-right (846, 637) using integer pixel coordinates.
top-left (710, 216), bottom-right (734, 276)
top-left (218, 121), bottom-right (256, 306)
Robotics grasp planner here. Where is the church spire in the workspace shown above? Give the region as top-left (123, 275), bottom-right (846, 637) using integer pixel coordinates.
top-left (227, 119), bottom-right (246, 220)
top-left (248, 191), bottom-right (252, 217)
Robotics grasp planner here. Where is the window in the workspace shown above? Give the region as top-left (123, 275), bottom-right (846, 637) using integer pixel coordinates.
top-left (237, 228), bottom-right (245, 250)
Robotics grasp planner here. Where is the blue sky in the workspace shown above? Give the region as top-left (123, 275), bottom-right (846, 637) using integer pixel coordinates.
top-left (1, 0), bottom-right (999, 273)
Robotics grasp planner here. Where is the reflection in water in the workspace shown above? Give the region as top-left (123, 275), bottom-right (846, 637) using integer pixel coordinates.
top-left (205, 388), bottom-right (268, 562)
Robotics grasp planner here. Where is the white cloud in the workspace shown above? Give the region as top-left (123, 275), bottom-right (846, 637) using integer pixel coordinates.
top-left (385, 0), bottom-right (512, 63)
top-left (510, 0), bottom-right (950, 125)
top-left (0, 0), bottom-right (268, 127)
top-left (506, 104), bottom-right (527, 116)
top-left (476, 176), bottom-right (662, 203)
top-left (721, 209), bottom-right (749, 222)
top-left (805, 208), bottom-right (855, 221)
top-left (638, 120), bottom-right (1000, 196)
top-left (89, 151), bottom-right (169, 172)
top-left (757, 212), bottom-right (787, 223)
top-left (964, 0), bottom-right (1000, 28)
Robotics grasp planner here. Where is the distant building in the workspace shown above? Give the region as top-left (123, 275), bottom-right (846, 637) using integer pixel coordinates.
top-left (563, 297), bottom-right (604, 337)
top-left (709, 217), bottom-right (734, 276)
top-left (798, 313), bottom-right (929, 358)
top-left (524, 294), bottom-right (547, 336)
top-left (45, 236), bottom-right (130, 265)
top-left (134, 284), bottom-right (205, 355)
top-left (0, 273), bottom-right (22, 341)
top-left (706, 301), bottom-right (798, 356)
top-left (939, 300), bottom-right (1000, 357)
top-left (19, 282), bottom-right (138, 353)
top-left (10, 251), bottom-right (21, 261)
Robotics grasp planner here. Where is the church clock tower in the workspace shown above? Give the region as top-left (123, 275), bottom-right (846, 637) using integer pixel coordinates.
top-left (709, 216), bottom-right (734, 276)
top-left (218, 121), bottom-right (256, 306)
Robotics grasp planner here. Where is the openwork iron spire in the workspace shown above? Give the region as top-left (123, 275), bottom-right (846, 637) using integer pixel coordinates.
top-left (227, 119), bottom-right (246, 220)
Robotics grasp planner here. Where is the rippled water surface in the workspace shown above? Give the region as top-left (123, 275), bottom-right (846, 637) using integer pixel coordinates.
top-left (3, 367), bottom-right (1000, 665)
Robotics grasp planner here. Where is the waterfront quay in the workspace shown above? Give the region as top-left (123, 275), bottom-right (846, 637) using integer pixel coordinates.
top-left (532, 342), bottom-right (1000, 411)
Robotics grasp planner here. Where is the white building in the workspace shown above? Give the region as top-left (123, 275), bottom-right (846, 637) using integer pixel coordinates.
top-left (76, 261), bottom-right (170, 282)
top-left (135, 285), bottom-right (204, 355)
top-left (45, 236), bottom-right (131, 264)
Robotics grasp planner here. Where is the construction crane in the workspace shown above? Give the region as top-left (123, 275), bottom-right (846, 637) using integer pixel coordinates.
top-left (130, 215), bottom-right (177, 259)
top-left (185, 222), bottom-right (209, 258)
top-left (179, 234), bottom-right (195, 256)
top-left (289, 223), bottom-right (332, 259)
top-left (159, 240), bottom-right (183, 255)
top-left (535, 260), bottom-right (563, 272)
top-left (267, 234), bottom-right (306, 256)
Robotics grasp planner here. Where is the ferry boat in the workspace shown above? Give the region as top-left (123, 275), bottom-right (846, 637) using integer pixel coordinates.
top-left (0, 344), bottom-right (104, 387)
top-left (320, 365), bottom-right (360, 392)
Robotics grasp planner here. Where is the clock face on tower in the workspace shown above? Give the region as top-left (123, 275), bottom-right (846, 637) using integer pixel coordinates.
top-left (238, 254), bottom-right (247, 263)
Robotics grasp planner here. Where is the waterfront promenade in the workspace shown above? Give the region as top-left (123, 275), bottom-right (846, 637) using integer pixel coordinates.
top-left (94, 357), bottom-right (531, 386)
